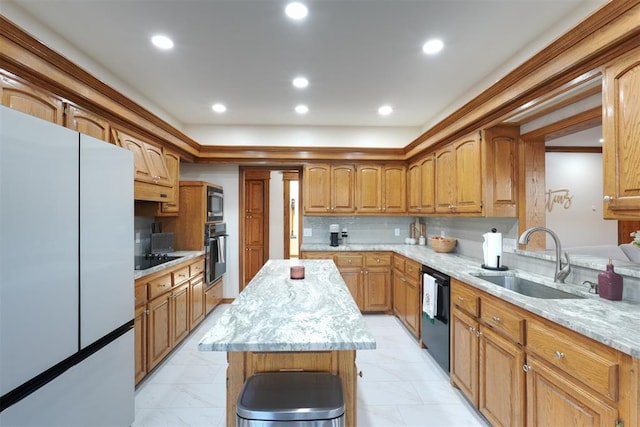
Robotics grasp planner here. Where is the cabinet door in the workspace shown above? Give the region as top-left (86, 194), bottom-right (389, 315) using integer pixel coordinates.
top-left (419, 155), bottom-right (435, 213)
top-left (383, 165), bottom-right (406, 213)
top-left (483, 126), bottom-right (518, 217)
top-left (363, 268), bottom-right (390, 311)
top-left (172, 283), bottom-right (190, 345)
top-left (407, 162), bottom-right (422, 213)
top-left (147, 294), bottom-right (171, 371)
top-left (454, 135), bottom-right (483, 213)
top-left (479, 326), bottom-right (525, 427)
top-left (603, 47), bottom-right (640, 218)
top-left (356, 165), bottom-right (382, 213)
top-left (526, 356), bottom-right (618, 427)
top-left (404, 277), bottom-right (420, 337)
top-left (435, 146), bottom-right (455, 213)
top-left (134, 305), bottom-right (147, 384)
top-left (304, 164), bottom-right (331, 213)
top-left (112, 130), bottom-right (155, 183)
top-left (205, 278), bottom-right (223, 314)
top-left (392, 271), bottom-right (406, 319)
top-left (451, 308), bottom-right (479, 406)
top-left (144, 143), bottom-right (172, 187)
top-left (245, 247), bottom-right (265, 285)
top-left (331, 165), bottom-right (355, 213)
top-left (189, 275), bottom-right (205, 330)
top-left (340, 268), bottom-right (363, 310)
top-left (158, 149), bottom-right (180, 214)
top-left (64, 104), bottom-right (110, 142)
top-left (0, 73), bottom-right (64, 124)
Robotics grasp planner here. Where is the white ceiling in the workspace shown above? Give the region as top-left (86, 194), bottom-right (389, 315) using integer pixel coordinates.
top-left (6, 0), bottom-right (605, 132)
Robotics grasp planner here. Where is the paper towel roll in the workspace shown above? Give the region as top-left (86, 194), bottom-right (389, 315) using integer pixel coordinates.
top-left (483, 232), bottom-right (503, 268)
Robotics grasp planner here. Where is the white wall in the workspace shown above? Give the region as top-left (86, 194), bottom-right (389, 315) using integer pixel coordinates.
top-left (179, 163), bottom-right (241, 298)
top-left (269, 172), bottom-right (285, 259)
top-left (545, 152), bottom-right (617, 248)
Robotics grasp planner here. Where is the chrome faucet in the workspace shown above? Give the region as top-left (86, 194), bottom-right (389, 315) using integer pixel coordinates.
top-left (518, 226), bottom-right (571, 283)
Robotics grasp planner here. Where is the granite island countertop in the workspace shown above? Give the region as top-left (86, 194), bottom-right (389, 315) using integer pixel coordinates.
top-left (302, 243), bottom-right (640, 358)
top-left (198, 259), bottom-right (376, 352)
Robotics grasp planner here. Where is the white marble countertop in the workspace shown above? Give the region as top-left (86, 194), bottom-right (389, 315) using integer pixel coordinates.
top-left (301, 244), bottom-right (640, 358)
top-left (134, 250), bottom-right (205, 280)
top-left (198, 259), bottom-right (376, 352)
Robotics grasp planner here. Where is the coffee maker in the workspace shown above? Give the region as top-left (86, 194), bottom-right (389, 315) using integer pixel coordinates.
top-left (329, 224), bottom-right (340, 247)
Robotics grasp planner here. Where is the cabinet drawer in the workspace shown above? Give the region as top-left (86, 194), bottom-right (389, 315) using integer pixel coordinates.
top-left (148, 274), bottom-right (172, 299)
top-left (451, 281), bottom-right (480, 317)
top-left (365, 253), bottom-right (391, 267)
top-left (135, 285), bottom-right (147, 307)
top-left (334, 254), bottom-right (363, 267)
top-left (392, 256), bottom-right (405, 271)
top-left (172, 266), bottom-right (190, 284)
top-left (527, 319), bottom-right (619, 400)
top-left (480, 298), bottom-right (524, 344)
top-left (189, 259), bottom-right (205, 277)
top-left (405, 259), bottom-right (421, 277)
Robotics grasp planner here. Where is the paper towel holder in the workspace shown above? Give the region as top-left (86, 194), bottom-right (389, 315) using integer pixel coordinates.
top-left (482, 228), bottom-right (509, 270)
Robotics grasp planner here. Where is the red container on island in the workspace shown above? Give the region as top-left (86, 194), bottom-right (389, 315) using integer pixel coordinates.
top-left (290, 266), bottom-right (305, 280)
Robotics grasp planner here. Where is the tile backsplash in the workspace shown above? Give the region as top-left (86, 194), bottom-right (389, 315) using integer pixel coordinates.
top-left (302, 216), bottom-right (414, 245)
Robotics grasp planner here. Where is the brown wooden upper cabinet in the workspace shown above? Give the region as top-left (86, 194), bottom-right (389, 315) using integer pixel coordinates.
top-left (1, 72), bottom-right (64, 125)
top-left (111, 128), bottom-right (176, 203)
top-left (407, 154), bottom-right (435, 214)
top-left (603, 46), bottom-right (640, 220)
top-left (303, 164), bottom-right (355, 214)
top-left (356, 164), bottom-right (406, 214)
top-left (64, 104), bottom-right (111, 142)
top-left (434, 127), bottom-right (518, 217)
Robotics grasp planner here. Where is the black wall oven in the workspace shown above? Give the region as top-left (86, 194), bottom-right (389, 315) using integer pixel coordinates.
top-left (207, 185), bottom-right (224, 223)
top-left (205, 222), bottom-right (228, 286)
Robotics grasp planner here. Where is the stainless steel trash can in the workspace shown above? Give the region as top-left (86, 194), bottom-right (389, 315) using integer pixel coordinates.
top-left (236, 372), bottom-right (345, 427)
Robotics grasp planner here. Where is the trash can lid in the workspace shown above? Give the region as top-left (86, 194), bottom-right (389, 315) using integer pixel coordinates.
top-left (237, 372), bottom-right (345, 421)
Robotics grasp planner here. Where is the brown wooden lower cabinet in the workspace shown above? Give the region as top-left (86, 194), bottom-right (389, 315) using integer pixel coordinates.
top-left (205, 277), bottom-right (223, 315)
top-left (135, 255), bottom-right (213, 385)
top-left (451, 278), bottom-right (636, 427)
top-left (392, 254), bottom-right (421, 337)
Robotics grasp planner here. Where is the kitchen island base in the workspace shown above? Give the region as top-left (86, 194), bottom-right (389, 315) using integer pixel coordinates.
top-left (226, 350), bottom-right (357, 427)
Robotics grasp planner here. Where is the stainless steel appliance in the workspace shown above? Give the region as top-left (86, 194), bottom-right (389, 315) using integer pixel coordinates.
top-left (421, 264), bottom-right (451, 374)
top-left (0, 106), bottom-right (134, 426)
top-left (207, 184), bottom-right (224, 222)
top-left (205, 222), bottom-right (228, 286)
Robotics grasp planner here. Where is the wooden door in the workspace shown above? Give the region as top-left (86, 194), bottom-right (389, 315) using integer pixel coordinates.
top-left (242, 171), bottom-right (270, 288)
top-left (526, 355), bottom-right (617, 427)
top-left (112, 130), bottom-right (155, 183)
top-left (356, 165), bottom-right (382, 213)
top-left (158, 149), bottom-right (180, 214)
top-left (303, 164), bottom-right (331, 213)
top-left (454, 134), bottom-right (483, 213)
top-left (189, 275), bottom-right (205, 330)
top-left (483, 126), bottom-right (519, 217)
top-left (419, 155), bottom-right (436, 213)
top-left (404, 276), bottom-right (420, 337)
top-left (144, 142), bottom-right (172, 187)
top-left (363, 268), bottom-right (390, 311)
top-left (479, 326), bottom-right (525, 427)
top-left (172, 283), bottom-right (190, 345)
top-left (0, 73), bottom-right (64, 124)
top-left (451, 308), bottom-right (479, 406)
top-left (64, 104), bottom-right (110, 142)
top-left (340, 268), bottom-right (363, 310)
top-left (407, 162), bottom-right (421, 213)
top-left (331, 165), bottom-right (355, 213)
top-left (603, 47), bottom-right (640, 219)
top-left (392, 272), bottom-right (406, 319)
top-left (382, 165), bottom-right (406, 213)
top-left (134, 305), bottom-right (147, 384)
top-left (147, 294), bottom-right (172, 371)
top-left (435, 145), bottom-right (455, 213)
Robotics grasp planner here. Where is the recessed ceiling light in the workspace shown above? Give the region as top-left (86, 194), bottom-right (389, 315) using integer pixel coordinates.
top-left (295, 104), bottom-right (309, 114)
top-left (378, 105), bottom-right (393, 116)
top-left (285, 2), bottom-right (308, 20)
top-left (151, 34), bottom-right (174, 50)
top-left (211, 103), bottom-right (227, 113)
top-left (422, 38), bottom-right (444, 55)
top-left (292, 77), bottom-right (309, 89)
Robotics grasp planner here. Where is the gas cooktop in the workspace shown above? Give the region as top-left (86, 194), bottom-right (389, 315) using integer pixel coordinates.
top-left (134, 254), bottom-right (183, 271)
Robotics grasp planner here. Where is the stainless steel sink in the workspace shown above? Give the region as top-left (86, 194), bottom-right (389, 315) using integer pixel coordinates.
top-left (472, 273), bottom-right (584, 299)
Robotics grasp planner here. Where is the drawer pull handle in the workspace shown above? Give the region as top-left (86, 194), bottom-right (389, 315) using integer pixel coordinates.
top-left (475, 330), bottom-right (482, 337)
top-left (457, 296), bottom-right (465, 302)
top-left (492, 316), bottom-right (501, 323)
top-left (468, 326), bottom-right (475, 333)
top-left (522, 364), bottom-right (531, 373)
top-left (554, 351), bottom-right (565, 359)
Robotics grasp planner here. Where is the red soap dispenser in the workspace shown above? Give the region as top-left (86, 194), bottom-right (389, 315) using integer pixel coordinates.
top-left (598, 257), bottom-right (623, 301)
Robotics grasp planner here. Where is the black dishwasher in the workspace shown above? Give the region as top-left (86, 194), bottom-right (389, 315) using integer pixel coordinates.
top-left (421, 265), bottom-right (451, 374)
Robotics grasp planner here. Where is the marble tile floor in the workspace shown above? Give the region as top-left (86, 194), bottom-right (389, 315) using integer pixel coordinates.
top-left (132, 305), bottom-right (489, 427)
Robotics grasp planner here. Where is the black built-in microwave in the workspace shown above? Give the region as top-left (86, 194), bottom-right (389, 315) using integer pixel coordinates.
top-left (207, 184), bottom-right (223, 222)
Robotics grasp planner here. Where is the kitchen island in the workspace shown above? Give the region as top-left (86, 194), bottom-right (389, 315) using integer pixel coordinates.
top-left (199, 259), bottom-right (376, 427)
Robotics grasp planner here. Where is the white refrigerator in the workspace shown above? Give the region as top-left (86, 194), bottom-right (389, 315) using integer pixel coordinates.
top-left (0, 106), bottom-right (135, 426)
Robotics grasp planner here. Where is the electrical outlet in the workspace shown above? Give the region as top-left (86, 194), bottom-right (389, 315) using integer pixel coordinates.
top-left (394, 228), bottom-right (400, 236)
top-left (303, 228), bottom-right (312, 237)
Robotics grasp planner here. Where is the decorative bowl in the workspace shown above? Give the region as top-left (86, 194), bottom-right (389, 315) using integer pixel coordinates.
top-left (429, 237), bottom-right (457, 253)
